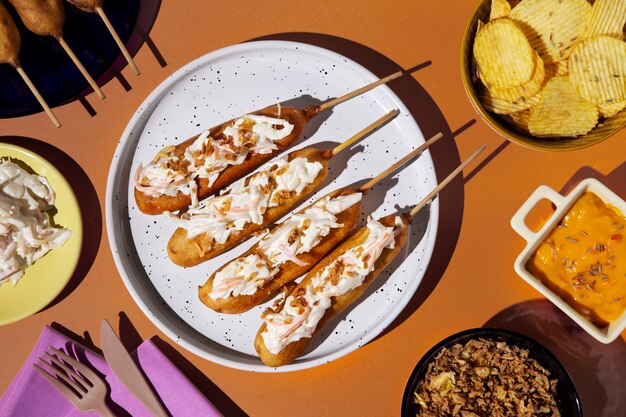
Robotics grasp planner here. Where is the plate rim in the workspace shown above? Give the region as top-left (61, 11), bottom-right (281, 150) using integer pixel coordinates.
top-left (0, 142), bottom-right (83, 326)
top-left (400, 327), bottom-right (583, 417)
top-left (105, 39), bottom-right (439, 371)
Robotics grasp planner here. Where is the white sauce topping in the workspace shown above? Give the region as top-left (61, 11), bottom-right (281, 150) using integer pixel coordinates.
top-left (209, 254), bottom-right (276, 299)
top-left (209, 193), bottom-right (362, 300)
top-left (135, 114), bottom-right (294, 205)
top-left (261, 217), bottom-right (403, 355)
top-left (168, 156), bottom-right (323, 242)
top-left (0, 161), bottom-right (72, 286)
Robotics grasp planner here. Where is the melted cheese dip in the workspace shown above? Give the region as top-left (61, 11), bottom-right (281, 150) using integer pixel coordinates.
top-left (527, 192), bottom-right (626, 327)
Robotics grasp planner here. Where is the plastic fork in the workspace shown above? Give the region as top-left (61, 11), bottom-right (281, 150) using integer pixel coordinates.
top-left (32, 346), bottom-right (116, 417)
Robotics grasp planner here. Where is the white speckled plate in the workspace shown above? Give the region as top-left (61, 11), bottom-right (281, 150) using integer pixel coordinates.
top-left (106, 40), bottom-right (438, 372)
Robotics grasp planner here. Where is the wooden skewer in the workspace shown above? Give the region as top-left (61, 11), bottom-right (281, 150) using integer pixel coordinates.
top-left (94, 6), bottom-right (140, 75)
top-left (56, 36), bottom-right (106, 99)
top-left (359, 132), bottom-right (444, 192)
top-left (409, 144), bottom-right (487, 218)
top-left (332, 109), bottom-right (399, 155)
top-left (14, 65), bottom-right (61, 128)
top-left (318, 71), bottom-right (403, 112)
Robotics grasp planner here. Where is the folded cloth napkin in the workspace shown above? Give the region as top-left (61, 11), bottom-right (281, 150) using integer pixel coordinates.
top-left (0, 326), bottom-right (223, 417)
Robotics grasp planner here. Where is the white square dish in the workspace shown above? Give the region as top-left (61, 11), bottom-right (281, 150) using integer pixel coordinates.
top-left (511, 178), bottom-right (626, 344)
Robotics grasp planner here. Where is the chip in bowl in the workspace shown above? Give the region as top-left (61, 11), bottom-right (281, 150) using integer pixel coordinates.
top-left (528, 76), bottom-right (599, 137)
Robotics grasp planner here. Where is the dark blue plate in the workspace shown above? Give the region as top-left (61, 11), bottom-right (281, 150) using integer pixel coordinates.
top-left (0, 0), bottom-right (141, 118)
top-left (401, 328), bottom-right (582, 416)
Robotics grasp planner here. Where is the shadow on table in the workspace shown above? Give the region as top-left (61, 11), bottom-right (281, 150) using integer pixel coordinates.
top-left (1, 136), bottom-right (102, 311)
top-left (117, 313), bottom-right (249, 417)
top-left (557, 162), bottom-right (626, 198)
top-left (484, 300), bottom-right (626, 417)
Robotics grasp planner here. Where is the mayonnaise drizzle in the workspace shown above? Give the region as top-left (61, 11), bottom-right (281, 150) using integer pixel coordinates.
top-left (0, 160), bottom-right (72, 286)
top-left (168, 156), bottom-right (323, 243)
top-left (261, 217), bottom-right (403, 355)
top-left (135, 114), bottom-right (294, 205)
top-left (209, 193), bottom-right (362, 300)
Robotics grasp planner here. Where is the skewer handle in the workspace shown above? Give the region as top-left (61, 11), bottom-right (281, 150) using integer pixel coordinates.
top-left (332, 109), bottom-right (399, 156)
top-left (318, 71), bottom-right (403, 112)
top-left (409, 144), bottom-right (487, 218)
top-left (57, 36), bottom-right (106, 99)
top-left (359, 132), bottom-right (444, 192)
top-left (15, 66), bottom-right (61, 128)
top-left (95, 7), bottom-right (140, 75)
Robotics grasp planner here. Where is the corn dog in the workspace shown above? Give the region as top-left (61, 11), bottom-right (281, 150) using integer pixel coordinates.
top-left (134, 71), bottom-right (403, 215)
top-left (254, 144), bottom-right (488, 367)
top-left (166, 111), bottom-right (399, 267)
top-left (255, 214), bottom-right (409, 367)
top-left (198, 131), bottom-right (445, 313)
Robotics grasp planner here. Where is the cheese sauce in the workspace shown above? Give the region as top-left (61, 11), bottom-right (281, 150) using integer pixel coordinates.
top-left (527, 192), bottom-right (626, 327)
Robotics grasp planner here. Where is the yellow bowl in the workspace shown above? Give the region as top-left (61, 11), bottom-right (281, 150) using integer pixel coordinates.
top-left (0, 143), bottom-right (83, 326)
top-left (461, 0), bottom-right (626, 151)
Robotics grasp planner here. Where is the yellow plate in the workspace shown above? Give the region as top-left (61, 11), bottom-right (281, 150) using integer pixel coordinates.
top-left (0, 143), bottom-right (83, 326)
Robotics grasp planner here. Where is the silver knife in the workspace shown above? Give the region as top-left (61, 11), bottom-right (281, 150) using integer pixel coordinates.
top-left (100, 319), bottom-right (169, 417)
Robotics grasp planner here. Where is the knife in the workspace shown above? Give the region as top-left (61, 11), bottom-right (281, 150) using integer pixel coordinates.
top-left (100, 319), bottom-right (169, 417)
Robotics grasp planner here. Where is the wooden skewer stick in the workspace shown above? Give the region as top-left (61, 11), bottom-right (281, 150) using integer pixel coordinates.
top-left (409, 144), bottom-right (487, 218)
top-left (56, 36), bottom-right (106, 99)
top-left (359, 132), bottom-right (444, 192)
top-left (14, 65), bottom-right (61, 128)
top-left (318, 71), bottom-right (403, 112)
top-left (94, 6), bottom-right (140, 75)
top-left (332, 109), bottom-right (399, 155)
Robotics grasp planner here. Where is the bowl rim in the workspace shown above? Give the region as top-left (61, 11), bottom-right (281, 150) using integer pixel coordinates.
top-left (460, 0), bottom-right (625, 151)
top-left (511, 178), bottom-right (626, 343)
top-left (400, 327), bottom-right (582, 417)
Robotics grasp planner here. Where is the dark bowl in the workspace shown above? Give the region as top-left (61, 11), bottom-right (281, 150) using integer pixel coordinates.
top-left (401, 328), bottom-right (582, 417)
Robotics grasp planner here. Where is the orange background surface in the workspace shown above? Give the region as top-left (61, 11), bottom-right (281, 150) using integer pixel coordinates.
top-left (1, 1), bottom-right (625, 416)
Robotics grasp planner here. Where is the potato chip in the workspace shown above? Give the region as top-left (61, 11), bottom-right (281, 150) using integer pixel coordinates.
top-left (528, 76), bottom-right (599, 137)
top-left (568, 36), bottom-right (626, 106)
top-left (490, 0), bottom-right (512, 20)
top-left (480, 87), bottom-right (541, 114)
top-left (545, 60), bottom-right (569, 77)
top-left (584, 0), bottom-right (626, 40)
top-left (474, 18), bottom-right (536, 89)
top-left (510, 0), bottom-right (591, 64)
top-left (598, 100), bottom-right (626, 118)
top-left (506, 109), bottom-right (532, 133)
top-left (489, 52), bottom-right (546, 102)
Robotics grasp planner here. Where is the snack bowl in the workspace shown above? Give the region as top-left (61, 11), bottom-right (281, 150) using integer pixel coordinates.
top-left (511, 178), bottom-right (626, 343)
top-left (401, 328), bottom-right (581, 417)
top-left (460, 0), bottom-right (626, 151)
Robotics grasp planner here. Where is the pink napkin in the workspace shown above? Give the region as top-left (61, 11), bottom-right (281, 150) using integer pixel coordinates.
top-left (0, 326), bottom-right (223, 417)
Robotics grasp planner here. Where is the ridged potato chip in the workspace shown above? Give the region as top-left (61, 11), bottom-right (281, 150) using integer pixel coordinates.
top-left (546, 60), bottom-right (569, 77)
top-left (529, 76), bottom-right (599, 137)
top-left (598, 100), bottom-right (626, 118)
top-left (506, 109), bottom-right (532, 133)
top-left (584, 0), bottom-right (626, 40)
top-left (480, 87), bottom-right (541, 114)
top-left (489, 51), bottom-right (546, 102)
top-left (510, 0), bottom-right (591, 64)
top-left (490, 0), bottom-right (512, 20)
top-left (568, 35), bottom-right (626, 106)
top-left (474, 18), bottom-right (536, 89)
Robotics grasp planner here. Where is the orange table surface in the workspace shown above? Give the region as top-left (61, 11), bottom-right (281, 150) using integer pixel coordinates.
top-left (1, 1), bottom-right (625, 416)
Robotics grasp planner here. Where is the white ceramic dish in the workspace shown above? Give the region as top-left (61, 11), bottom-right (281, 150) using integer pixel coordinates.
top-left (511, 178), bottom-right (626, 344)
top-left (106, 40), bottom-right (439, 371)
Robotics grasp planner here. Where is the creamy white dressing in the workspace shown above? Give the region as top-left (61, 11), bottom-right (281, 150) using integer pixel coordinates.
top-left (209, 193), bottom-right (362, 300)
top-left (261, 217), bottom-right (403, 354)
top-left (210, 254), bottom-right (276, 299)
top-left (135, 114), bottom-right (294, 204)
top-left (169, 156), bottom-right (323, 242)
top-left (0, 160), bottom-right (72, 286)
